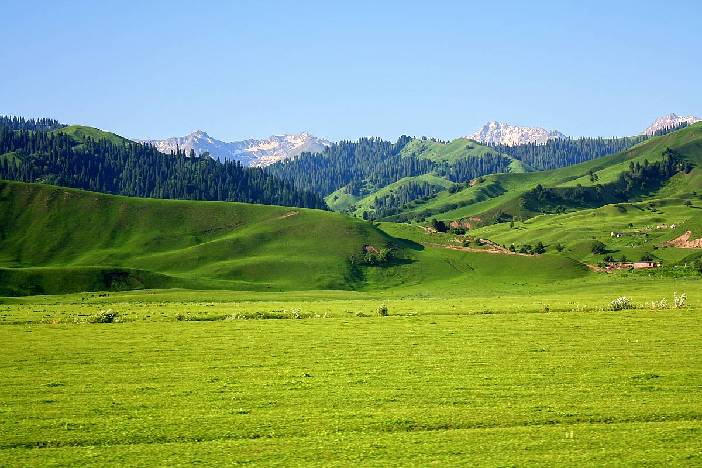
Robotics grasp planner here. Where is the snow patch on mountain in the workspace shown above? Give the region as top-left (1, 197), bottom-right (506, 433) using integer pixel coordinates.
top-left (468, 121), bottom-right (566, 146)
top-left (642, 113), bottom-right (700, 136)
top-left (139, 131), bottom-right (330, 167)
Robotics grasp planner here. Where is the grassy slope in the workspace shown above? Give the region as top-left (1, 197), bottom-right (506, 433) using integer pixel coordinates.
top-left (49, 124), bottom-right (131, 146)
top-left (400, 137), bottom-right (503, 163)
top-left (0, 180), bottom-right (393, 295)
top-left (349, 174), bottom-right (454, 217)
top-left (0, 179), bottom-right (599, 296)
top-left (324, 186), bottom-right (360, 211)
top-left (396, 122), bottom-right (702, 222)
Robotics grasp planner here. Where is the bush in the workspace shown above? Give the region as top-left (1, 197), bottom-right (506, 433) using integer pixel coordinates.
top-left (376, 304), bottom-right (389, 316)
top-left (610, 297), bottom-right (635, 311)
top-left (288, 308), bottom-right (302, 319)
top-left (89, 309), bottom-right (120, 323)
top-left (431, 218), bottom-right (448, 233)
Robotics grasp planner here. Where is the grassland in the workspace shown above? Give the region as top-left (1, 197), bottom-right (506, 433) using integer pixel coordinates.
top-left (0, 284), bottom-right (700, 466)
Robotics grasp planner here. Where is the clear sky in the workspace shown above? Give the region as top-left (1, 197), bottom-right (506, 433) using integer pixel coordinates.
top-left (1, 0), bottom-right (700, 141)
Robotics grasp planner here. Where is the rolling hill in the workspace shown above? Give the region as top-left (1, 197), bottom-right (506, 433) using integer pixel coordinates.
top-left (382, 122), bottom-right (702, 224)
top-left (0, 180), bottom-right (392, 295)
top-left (0, 179), bottom-right (598, 296)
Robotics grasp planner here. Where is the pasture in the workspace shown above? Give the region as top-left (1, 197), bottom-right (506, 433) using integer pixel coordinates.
top-left (1, 282), bottom-right (700, 466)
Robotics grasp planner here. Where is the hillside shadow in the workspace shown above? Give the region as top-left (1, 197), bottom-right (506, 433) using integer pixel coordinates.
top-left (391, 237), bottom-right (425, 251)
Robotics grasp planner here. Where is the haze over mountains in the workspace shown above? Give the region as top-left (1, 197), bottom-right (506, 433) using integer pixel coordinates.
top-left (139, 131), bottom-right (331, 167)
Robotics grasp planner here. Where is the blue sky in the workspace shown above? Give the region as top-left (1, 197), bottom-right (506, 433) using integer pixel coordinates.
top-left (1, 0), bottom-right (700, 141)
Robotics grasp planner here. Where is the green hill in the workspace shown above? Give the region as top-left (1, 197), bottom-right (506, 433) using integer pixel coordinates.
top-left (385, 122), bottom-right (702, 223)
top-left (400, 138), bottom-right (508, 164)
top-left (50, 124), bottom-right (131, 147)
top-left (0, 179), bottom-right (599, 296)
top-left (0, 180), bottom-right (392, 295)
top-left (324, 138), bottom-right (529, 217)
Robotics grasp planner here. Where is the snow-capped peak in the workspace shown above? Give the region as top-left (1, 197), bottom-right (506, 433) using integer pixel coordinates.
top-left (642, 113), bottom-right (700, 136)
top-left (138, 131), bottom-right (331, 167)
top-left (468, 121), bottom-right (566, 146)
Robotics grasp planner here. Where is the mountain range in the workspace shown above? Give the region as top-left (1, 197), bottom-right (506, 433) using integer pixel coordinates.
top-left (136, 113), bottom-right (697, 165)
top-left (468, 121), bottom-right (566, 146)
top-left (138, 131), bottom-right (331, 167)
top-left (642, 113), bottom-right (700, 136)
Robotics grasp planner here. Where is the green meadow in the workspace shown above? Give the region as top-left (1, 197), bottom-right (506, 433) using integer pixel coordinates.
top-left (0, 282), bottom-right (700, 466)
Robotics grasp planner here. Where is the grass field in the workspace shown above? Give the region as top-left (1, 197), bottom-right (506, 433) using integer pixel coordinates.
top-left (0, 285), bottom-right (700, 466)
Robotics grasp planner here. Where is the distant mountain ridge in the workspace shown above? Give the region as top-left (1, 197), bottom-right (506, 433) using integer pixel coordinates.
top-left (469, 121), bottom-right (566, 146)
top-left (139, 131), bottom-right (331, 167)
top-left (642, 113), bottom-right (700, 136)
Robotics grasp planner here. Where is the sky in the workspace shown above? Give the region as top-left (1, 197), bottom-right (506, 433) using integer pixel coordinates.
top-left (1, 0), bottom-right (700, 142)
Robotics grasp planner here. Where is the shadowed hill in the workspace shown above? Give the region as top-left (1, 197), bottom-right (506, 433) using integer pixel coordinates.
top-left (0, 181), bottom-right (391, 295)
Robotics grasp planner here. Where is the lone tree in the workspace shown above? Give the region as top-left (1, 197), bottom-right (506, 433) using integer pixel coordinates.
top-left (591, 240), bottom-right (607, 255)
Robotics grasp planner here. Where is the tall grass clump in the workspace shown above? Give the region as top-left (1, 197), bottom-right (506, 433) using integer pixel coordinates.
top-left (673, 292), bottom-right (687, 309)
top-left (610, 297), bottom-right (635, 311)
top-left (88, 309), bottom-right (120, 323)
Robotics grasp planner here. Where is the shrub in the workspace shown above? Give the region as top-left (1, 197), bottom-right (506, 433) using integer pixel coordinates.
top-left (431, 218), bottom-right (448, 233)
top-left (376, 304), bottom-right (389, 316)
top-left (288, 308), bottom-right (302, 319)
top-left (89, 309), bottom-right (120, 323)
top-left (610, 297), bottom-right (635, 311)
top-left (650, 298), bottom-right (668, 309)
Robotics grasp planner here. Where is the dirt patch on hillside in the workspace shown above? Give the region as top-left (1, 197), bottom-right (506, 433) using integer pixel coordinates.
top-left (430, 243), bottom-right (528, 256)
top-left (666, 231), bottom-right (702, 248)
top-left (278, 210), bottom-right (299, 219)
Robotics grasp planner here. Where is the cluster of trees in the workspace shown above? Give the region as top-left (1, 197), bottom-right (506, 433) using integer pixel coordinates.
top-left (509, 242), bottom-right (546, 255)
top-left (521, 150), bottom-right (686, 213)
top-left (365, 181), bottom-right (445, 220)
top-left (435, 153), bottom-right (513, 182)
top-left (492, 136), bottom-right (646, 171)
top-left (0, 126), bottom-right (326, 209)
top-left (0, 116), bottom-right (65, 131)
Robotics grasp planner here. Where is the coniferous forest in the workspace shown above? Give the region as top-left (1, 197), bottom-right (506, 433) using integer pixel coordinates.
top-left (0, 124), bottom-right (326, 209)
